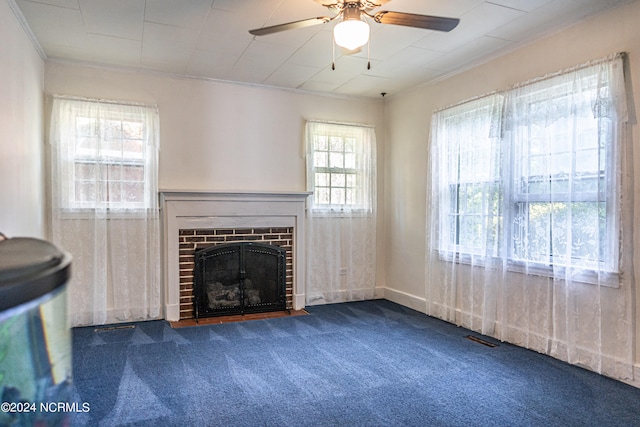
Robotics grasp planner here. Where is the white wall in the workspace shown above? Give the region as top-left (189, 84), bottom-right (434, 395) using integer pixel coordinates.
top-left (44, 62), bottom-right (388, 304)
top-left (0, 0), bottom-right (44, 238)
top-left (384, 1), bottom-right (640, 379)
top-left (44, 64), bottom-right (385, 193)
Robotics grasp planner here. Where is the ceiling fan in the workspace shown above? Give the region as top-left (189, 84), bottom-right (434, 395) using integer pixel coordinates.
top-left (249, 1), bottom-right (460, 52)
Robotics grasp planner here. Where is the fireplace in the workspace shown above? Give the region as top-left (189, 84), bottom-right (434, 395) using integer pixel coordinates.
top-left (194, 242), bottom-right (287, 319)
top-left (160, 191), bottom-right (310, 322)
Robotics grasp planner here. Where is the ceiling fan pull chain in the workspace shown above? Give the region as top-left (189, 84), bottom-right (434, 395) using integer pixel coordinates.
top-left (332, 35), bottom-right (336, 70)
top-left (367, 37), bottom-right (371, 70)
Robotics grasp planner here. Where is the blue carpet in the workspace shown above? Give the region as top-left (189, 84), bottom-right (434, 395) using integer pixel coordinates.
top-left (71, 300), bottom-right (640, 426)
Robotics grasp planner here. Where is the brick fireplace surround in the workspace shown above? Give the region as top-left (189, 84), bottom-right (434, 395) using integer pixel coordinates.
top-left (160, 191), bottom-right (310, 322)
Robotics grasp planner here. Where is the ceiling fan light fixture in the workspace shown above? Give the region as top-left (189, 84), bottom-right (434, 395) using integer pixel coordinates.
top-left (334, 19), bottom-right (369, 50)
top-left (333, 4), bottom-right (370, 51)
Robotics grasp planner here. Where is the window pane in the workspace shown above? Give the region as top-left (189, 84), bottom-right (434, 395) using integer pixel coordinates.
top-left (75, 181), bottom-right (96, 202)
top-left (122, 121), bottom-right (143, 139)
top-left (315, 173), bottom-right (329, 187)
top-left (107, 163), bottom-right (123, 181)
top-left (331, 188), bottom-right (345, 205)
top-left (77, 137), bottom-right (99, 154)
top-left (107, 182), bottom-right (123, 202)
top-left (344, 153), bottom-right (356, 169)
top-left (329, 152), bottom-right (344, 168)
top-left (514, 202), bottom-right (552, 263)
top-left (329, 137), bottom-right (343, 152)
top-left (123, 182), bottom-right (145, 203)
top-left (568, 202), bottom-right (605, 264)
top-left (345, 188), bottom-right (356, 205)
top-left (314, 136), bottom-right (328, 151)
top-left (315, 187), bottom-right (330, 205)
top-left (344, 138), bottom-right (355, 152)
top-left (123, 139), bottom-right (144, 159)
top-left (103, 120), bottom-right (123, 140)
top-left (314, 152), bottom-right (327, 168)
top-left (331, 173), bottom-right (345, 187)
top-left (123, 164), bottom-right (145, 182)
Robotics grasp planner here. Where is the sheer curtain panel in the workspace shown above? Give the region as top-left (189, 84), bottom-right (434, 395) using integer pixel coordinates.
top-left (427, 53), bottom-right (633, 381)
top-left (305, 121), bottom-right (377, 304)
top-left (49, 96), bottom-right (161, 327)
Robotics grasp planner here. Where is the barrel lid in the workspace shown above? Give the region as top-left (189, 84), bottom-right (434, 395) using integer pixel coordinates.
top-left (0, 237), bottom-right (71, 312)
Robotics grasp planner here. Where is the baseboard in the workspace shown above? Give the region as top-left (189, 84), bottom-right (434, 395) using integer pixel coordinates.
top-left (305, 288), bottom-right (377, 306)
top-left (293, 293), bottom-right (305, 311)
top-left (630, 364), bottom-right (640, 388)
top-left (382, 287), bottom-right (427, 313)
top-left (165, 303), bottom-right (180, 322)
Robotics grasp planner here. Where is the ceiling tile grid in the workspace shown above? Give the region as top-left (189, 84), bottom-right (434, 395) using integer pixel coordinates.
top-left (11, 0), bottom-right (637, 98)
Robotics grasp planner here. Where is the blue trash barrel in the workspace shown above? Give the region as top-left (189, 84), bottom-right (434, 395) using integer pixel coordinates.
top-left (0, 237), bottom-right (72, 426)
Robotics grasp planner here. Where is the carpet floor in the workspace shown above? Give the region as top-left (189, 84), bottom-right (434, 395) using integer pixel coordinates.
top-left (70, 299), bottom-right (640, 426)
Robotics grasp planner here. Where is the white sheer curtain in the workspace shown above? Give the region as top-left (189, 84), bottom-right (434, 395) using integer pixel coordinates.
top-left (49, 96), bottom-right (161, 327)
top-left (427, 53), bottom-right (633, 380)
top-left (305, 121), bottom-right (377, 304)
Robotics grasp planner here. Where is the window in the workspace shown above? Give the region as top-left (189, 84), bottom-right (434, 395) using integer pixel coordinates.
top-left (50, 98), bottom-right (159, 212)
top-left (509, 81), bottom-right (611, 271)
top-left (432, 55), bottom-right (625, 277)
top-left (306, 121), bottom-right (376, 213)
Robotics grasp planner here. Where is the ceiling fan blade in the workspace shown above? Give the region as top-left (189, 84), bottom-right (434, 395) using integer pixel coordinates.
top-left (249, 17), bottom-right (331, 36)
top-left (373, 11), bottom-right (460, 32)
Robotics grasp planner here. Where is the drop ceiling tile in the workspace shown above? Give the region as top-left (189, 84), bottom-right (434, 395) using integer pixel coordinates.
top-left (334, 74), bottom-right (392, 97)
top-left (21, 0), bottom-right (79, 9)
top-left (413, 2), bottom-right (525, 52)
top-left (85, 33), bottom-right (141, 67)
top-left (140, 23), bottom-right (197, 74)
top-left (186, 49), bottom-right (238, 78)
top-left (143, 22), bottom-right (199, 50)
top-left (487, 0), bottom-right (632, 43)
top-left (144, 0), bottom-right (214, 29)
top-left (378, 0), bottom-right (483, 17)
top-left (426, 35), bottom-right (513, 75)
top-left (264, 62), bottom-right (322, 88)
top-left (365, 46), bottom-right (443, 78)
top-left (241, 39), bottom-right (299, 64)
top-left (197, 8), bottom-right (254, 53)
top-left (79, 0), bottom-right (145, 40)
top-left (366, 24), bottom-right (437, 61)
top-left (309, 55), bottom-right (371, 86)
top-left (263, 0), bottom-right (329, 25)
top-left (297, 80), bottom-right (341, 93)
top-left (488, 0), bottom-right (555, 13)
top-left (286, 30), bottom-right (335, 68)
top-left (16, 0), bottom-right (87, 51)
top-left (211, 0), bottom-right (280, 15)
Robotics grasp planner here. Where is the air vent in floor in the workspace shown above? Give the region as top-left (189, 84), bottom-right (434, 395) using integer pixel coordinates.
top-left (466, 335), bottom-right (498, 347)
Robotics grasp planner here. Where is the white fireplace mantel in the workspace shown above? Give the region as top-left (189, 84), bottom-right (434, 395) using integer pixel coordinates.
top-left (160, 190), bottom-right (311, 321)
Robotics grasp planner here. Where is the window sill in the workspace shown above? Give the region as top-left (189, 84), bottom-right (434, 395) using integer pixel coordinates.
top-left (54, 208), bottom-right (159, 220)
top-left (436, 251), bottom-right (619, 288)
top-left (306, 207), bottom-right (373, 218)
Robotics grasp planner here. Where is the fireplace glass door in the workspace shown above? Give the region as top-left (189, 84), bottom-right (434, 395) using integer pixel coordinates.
top-left (194, 242), bottom-right (286, 319)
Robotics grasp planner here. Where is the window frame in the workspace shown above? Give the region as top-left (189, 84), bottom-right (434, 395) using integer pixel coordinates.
top-left (55, 104), bottom-right (157, 214)
top-left (306, 121), bottom-right (375, 215)
top-left (434, 63), bottom-right (621, 285)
